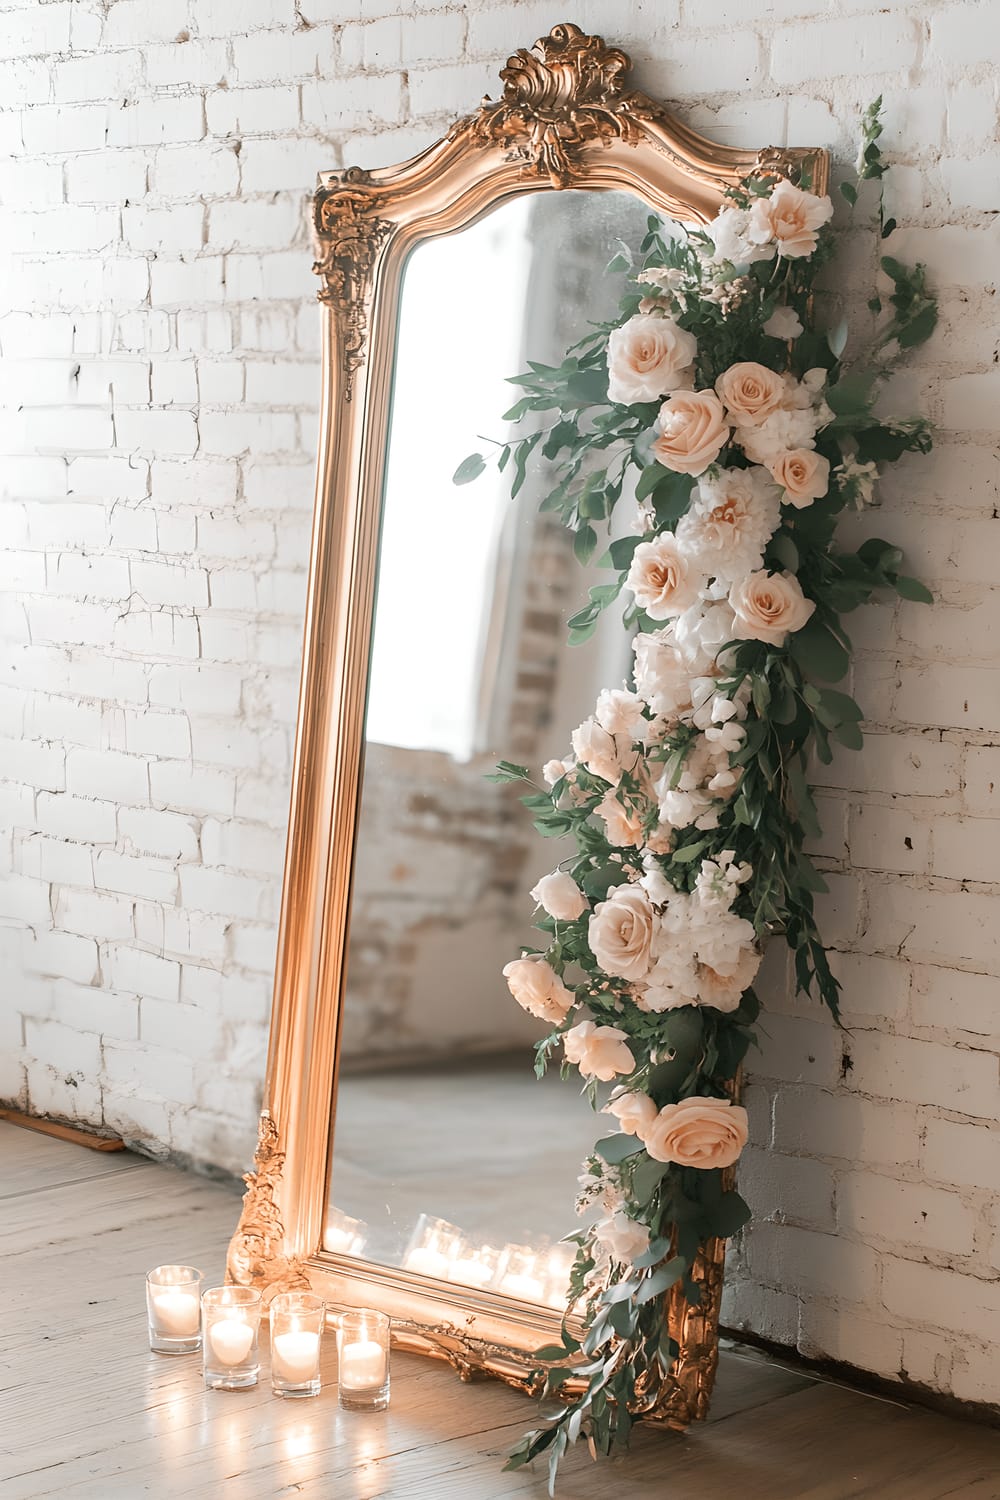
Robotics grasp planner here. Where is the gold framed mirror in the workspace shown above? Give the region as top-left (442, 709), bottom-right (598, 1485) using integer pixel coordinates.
top-left (227, 21), bottom-right (827, 1426)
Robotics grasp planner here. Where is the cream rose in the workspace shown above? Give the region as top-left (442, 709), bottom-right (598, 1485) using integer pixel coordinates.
top-left (563, 1020), bottom-right (636, 1082)
top-left (594, 1210), bottom-right (650, 1263)
top-left (642, 1095), bottom-right (749, 1168)
top-left (768, 448), bottom-right (830, 509)
top-left (715, 362), bottom-right (787, 427)
top-left (502, 956), bottom-right (575, 1024)
top-left (625, 534), bottom-right (701, 620)
top-left (595, 687), bottom-right (645, 737)
top-left (603, 1088), bottom-right (659, 1138)
top-left (749, 179), bottom-right (834, 260)
top-left (607, 314), bottom-right (697, 405)
top-left (697, 946), bottom-right (760, 1012)
top-left (651, 389), bottom-right (730, 476)
top-left (588, 883), bottom-right (656, 982)
top-left (571, 717), bottom-right (629, 785)
top-left (729, 569), bottom-right (815, 646)
top-left (530, 870), bottom-right (587, 922)
top-left (762, 305), bottom-right (804, 340)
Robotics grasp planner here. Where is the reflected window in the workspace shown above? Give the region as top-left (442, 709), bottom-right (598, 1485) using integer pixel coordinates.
top-left (366, 202), bottom-right (534, 761)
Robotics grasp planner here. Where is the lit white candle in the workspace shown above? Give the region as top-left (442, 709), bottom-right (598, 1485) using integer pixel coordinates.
top-left (340, 1339), bottom-right (386, 1391)
top-left (449, 1256), bottom-right (494, 1287)
top-left (208, 1316), bottom-right (254, 1367)
top-left (404, 1246), bottom-right (449, 1278)
top-left (502, 1273), bottom-right (545, 1303)
top-left (151, 1289), bottom-right (200, 1338)
top-left (272, 1329), bottom-right (321, 1384)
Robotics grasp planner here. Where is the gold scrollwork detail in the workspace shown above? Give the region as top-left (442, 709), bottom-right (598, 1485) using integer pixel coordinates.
top-left (226, 1110), bottom-right (310, 1301)
top-left (466, 22), bottom-right (665, 187)
top-left (313, 170), bottom-right (393, 400)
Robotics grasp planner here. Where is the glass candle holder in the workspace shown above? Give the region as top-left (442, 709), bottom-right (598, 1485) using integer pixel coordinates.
top-left (542, 1244), bottom-right (577, 1309)
top-left (270, 1292), bottom-right (325, 1398)
top-left (201, 1286), bottom-right (261, 1390)
top-left (402, 1213), bottom-right (463, 1279)
top-left (336, 1309), bottom-right (391, 1412)
top-left (323, 1208), bottom-right (367, 1257)
top-left (446, 1239), bottom-right (501, 1291)
top-left (497, 1245), bottom-right (546, 1305)
top-left (146, 1265), bottom-right (203, 1354)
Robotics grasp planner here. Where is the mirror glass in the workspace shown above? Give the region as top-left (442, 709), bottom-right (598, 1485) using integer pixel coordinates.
top-left (325, 190), bottom-right (654, 1308)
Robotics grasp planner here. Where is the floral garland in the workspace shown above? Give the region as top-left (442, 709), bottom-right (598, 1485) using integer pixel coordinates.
top-left (459, 104), bottom-right (936, 1489)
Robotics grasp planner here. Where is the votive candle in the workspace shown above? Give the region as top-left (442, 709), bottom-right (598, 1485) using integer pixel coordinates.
top-left (146, 1265), bottom-right (203, 1355)
top-left (201, 1286), bottom-right (261, 1390)
top-left (270, 1291), bottom-right (325, 1399)
top-left (336, 1309), bottom-right (390, 1412)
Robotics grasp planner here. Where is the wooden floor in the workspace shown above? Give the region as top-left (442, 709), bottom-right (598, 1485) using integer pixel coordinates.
top-left (3, 1122), bottom-right (1000, 1499)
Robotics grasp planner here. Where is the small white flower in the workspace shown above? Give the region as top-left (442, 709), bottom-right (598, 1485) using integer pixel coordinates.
top-left (763, 305), bottom-right (804, 340)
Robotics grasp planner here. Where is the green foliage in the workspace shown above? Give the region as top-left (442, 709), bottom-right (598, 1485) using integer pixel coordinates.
top-left (471, 100), bottom-right (936, 1489)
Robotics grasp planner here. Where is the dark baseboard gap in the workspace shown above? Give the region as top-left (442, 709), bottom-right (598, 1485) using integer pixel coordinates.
top-left (720, 1322), bottom-right (1000, 1431)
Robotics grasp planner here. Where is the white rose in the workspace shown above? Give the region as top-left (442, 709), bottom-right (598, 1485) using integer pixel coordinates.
top-left (706, 205), bottom-right (775, 266)
top-left (502, 956), bottom-right (575, 1024)
top-left (739, 406), bottom-right (818, 466)
top-left (632, 632), bottom-right (693, 717)
top-left (595, 687), bottom-right (646, 736)
top-left (729, 569), bottom-right (816, 646)
top-left (672, 599), bottom-right (738, 675)
top-left (607, 314), bottom-right (697, 405)
top-left (697, 946), bottom-right (760, 1011)
top-left (542, 758), bottom-right (569, 787)
top-left (530, 869), bottom-right (587, 922)
top-left (626, 533), bottom-right (702, 621)
top-left (588, 883), bottom-right (657, 982)
top-left (563, 1020), bottom-right (636, 1081)
top-left (762, 306), bottom-right (804, 340)
top-left (603, 1088), bottom-right (659, 1138)
top-left (594, 1210), bottom-right (650, 1264)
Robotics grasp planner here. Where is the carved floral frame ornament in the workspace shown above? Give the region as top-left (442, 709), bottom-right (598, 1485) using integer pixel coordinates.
top-left (227, 22), bottom-right (828, 1426)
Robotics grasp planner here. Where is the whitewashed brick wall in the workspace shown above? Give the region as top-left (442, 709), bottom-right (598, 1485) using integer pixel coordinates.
top-left (1, 0), bottom-right (998, 1409)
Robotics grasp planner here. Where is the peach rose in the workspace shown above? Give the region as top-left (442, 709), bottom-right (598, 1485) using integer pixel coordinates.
top-left (625, 534), bottom-right (701, 620)
top-left (588, 883), bottom-right (656, 982)
top-left (607, 314), bottom-right (697, 405)
top-left (563, 1020), bottom-right (636, 1082)
top-left (749, 179), bottom-right (834, 260)
top-left (728, 569), bottom-right (816, 646)
top-left (603, 1088), bottom-right (658, 1138)
top-left (651, 389), bottom-right (730, 476)
top-left (597, 791), bottom-right (645, 849)
top-left (715, 362), bottom-right (787, 427)
top-left (530, 870), bottom-right (587, 922)
top-left (768, 448), bottom-right (830, 509)
top-left (642, 1095), bottom-right (749, 1168)
top-left (502, 956), bottom-right (575, 1024)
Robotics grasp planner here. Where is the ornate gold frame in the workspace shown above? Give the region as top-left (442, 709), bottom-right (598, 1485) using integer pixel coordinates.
top-left (227, 22), bottom-right (828, 1427)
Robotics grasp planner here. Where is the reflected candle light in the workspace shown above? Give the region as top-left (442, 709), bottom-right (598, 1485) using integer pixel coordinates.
top-left (403, 1245), bottom-right (450, 1278)
top-left (323, 1208), bottom-right (367, 1257)
top-left (151, 1288), bottom-right (200, 1338)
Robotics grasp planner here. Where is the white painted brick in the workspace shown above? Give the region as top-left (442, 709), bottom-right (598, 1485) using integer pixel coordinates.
top-left (23, 926), bottom-right (99, 985)
top-left (103, 1038), bottom-right (194, 1102)
top-left (882, 1257), bottom-right (1000, 1345)
top-left (101, 0), bottom-right (190, 48)
top-left (746, 1222), bottom-right (881, 1306)
top-left (54, 886), bottom-right (133, 941)
top-left (115, 408), bottom-right (199, 457)
top-left (144, 39), bottom-right (230, 88)
top-left (911, 966), bottom-right (1000, 1039)
top-left (771, 15), bottom-right (919, 83)
top-left (799, 1304), bottom-right (903, 1382)
top-left (201, 817), bottom-right (285, 874)
top-left (123, 205), bottom-right (204, 255)
top-left (131, 558), bottom-right (209, 607)
top-left (838, 1172), bottom-right (978, 1256)
top-left (206, 84), bottom-right (300, 138)
top-left (109, 506), bottom-right (157, 552)
top-left (830, 951), bottom-right (910, 1022)
top-left (923, 1117), bottom-right (1000, 1192)
top-left (149, 760), bottom-right (235, 818)
top-left (20, 103), bottom-right (108, 154)
top-left (0, 5), bottom-right (73, 60)
top-left (113, 608), bottom-right (200, 660)
top-left (231, 25), bottom-right (327, 84)
top-left (94, 849), bottom-right (178, 904)
top-left (123, 707), bottom-right (191, 759)
top-left (848, 1028), bottom-right (1000, 1118)
top-left (208, 198), bottom-right (302, 252)
top-left (140, 997), bottom-right (219, 1059)
top-left (24, 1017), bottom-right (102, 1081)
top-left (66, 748), bottom-right (148, 805)
top-left (932, 817), bottom-right (1000, 884)
top-left (150, 143), bottom-right (241, 200)
top-left (301, 69), bottom-right (403, 131)
top-left (119, 805), bottom-right (199, 862)
top-left (107, 942), bottom-right (179, 1001)
top-left (774, 1087), bottom-right (922, 1169)
top-left (37, 792), bottom-right (116, 844)
top-left (150, 256), bottom-right (225, 305)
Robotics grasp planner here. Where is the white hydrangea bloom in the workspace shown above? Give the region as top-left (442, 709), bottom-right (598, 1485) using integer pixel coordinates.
top-left (675, 465), bottom-right (781, 584)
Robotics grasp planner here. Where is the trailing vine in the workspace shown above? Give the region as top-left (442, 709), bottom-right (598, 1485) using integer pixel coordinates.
top-left (457, 105), bottom-right (936, 1491)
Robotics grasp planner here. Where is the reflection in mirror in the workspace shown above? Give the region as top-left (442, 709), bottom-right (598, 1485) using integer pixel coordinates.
top-left (327, 191), bottom-right (655, 1307)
